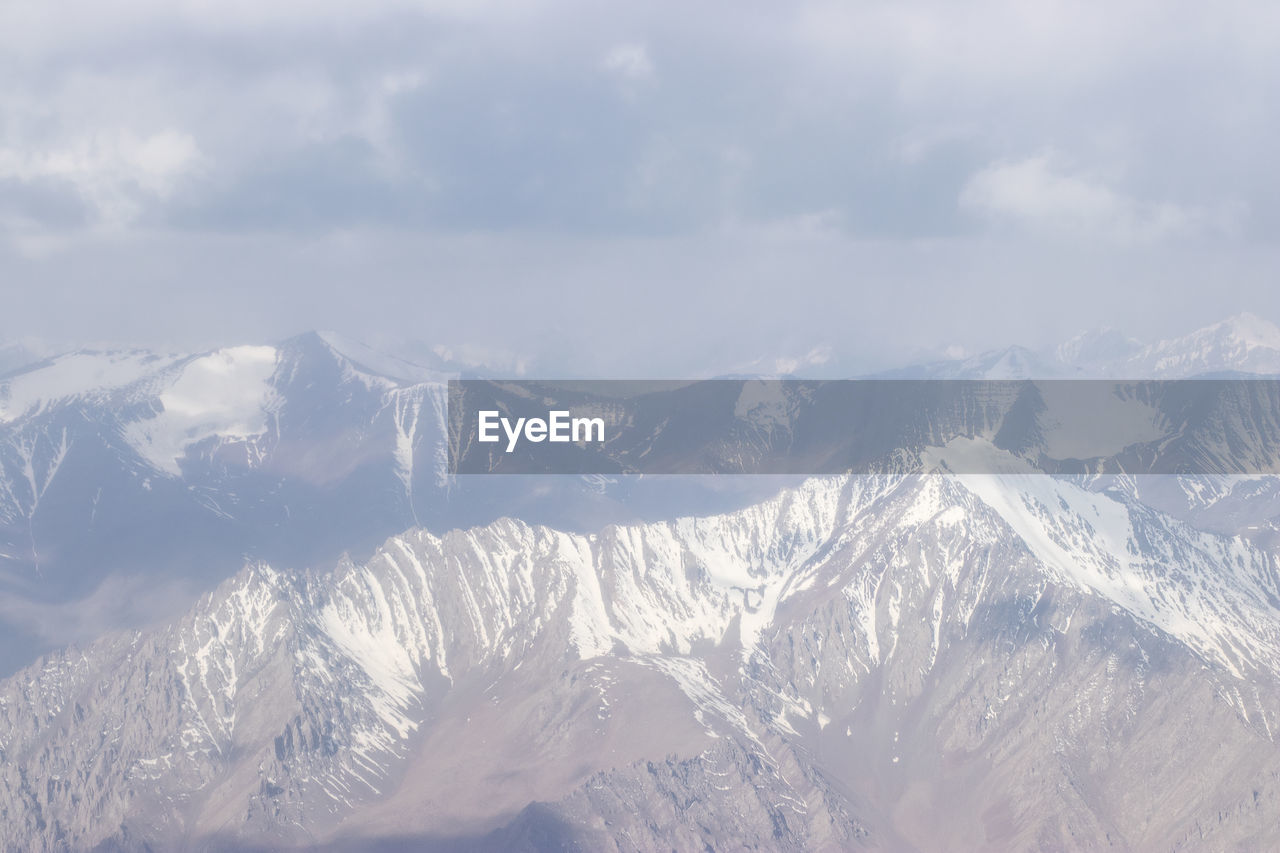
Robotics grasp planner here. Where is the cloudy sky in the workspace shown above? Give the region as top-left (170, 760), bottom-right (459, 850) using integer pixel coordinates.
top-left (2, 0), bottom-right (1278, 374)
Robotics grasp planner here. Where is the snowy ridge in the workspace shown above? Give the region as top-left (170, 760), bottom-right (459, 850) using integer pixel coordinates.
top-left (9, 317), bottom-right (1280, 848)
top-left (0, 333), bottom-right (452, 605)
top-left (316, 453), bottom-right (1280, 747)
top-left (0, 350), bottom-right (182, 423)
top-left (960, 470), bottom-right (1280, 678)
top-left (1136, 313), bottom-right (1280, 377)
top-left (5, 448), bottom-right (1280, 848)
top-left (315, 331), bottom-right (451, 387)
top-left (0, 334), bottom-right (448, 488)
top-left (893, 312), bottom-right (1280, 379)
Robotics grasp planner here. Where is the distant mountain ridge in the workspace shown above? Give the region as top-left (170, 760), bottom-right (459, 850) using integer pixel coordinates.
top-left (8, 312), bottom-right (1280, 388)
top-left (876, 313), bottom-right (1280, 379)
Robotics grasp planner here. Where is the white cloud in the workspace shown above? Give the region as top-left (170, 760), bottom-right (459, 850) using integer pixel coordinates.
top-left (602, 43), bottom-right (654, 83)
top-left (430, 343), bottom-right (529, 376)
top-left (0, 0), bottom-right (1276, 359)
top-left (0, 129), bottom-right (201, 226)
top-left (959, 154), bottom-right (1223, 244)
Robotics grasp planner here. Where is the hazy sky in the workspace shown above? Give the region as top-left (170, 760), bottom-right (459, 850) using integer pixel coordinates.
top-left (2, 0), bottom-right (1278, 374)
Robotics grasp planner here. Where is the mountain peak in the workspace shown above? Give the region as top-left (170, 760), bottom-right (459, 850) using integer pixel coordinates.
top-left (1202, 312), bottom-right (1280, 349)
top-left (279, 330), bottom-right (447, 386)
top-left (1055, 327), bottom-right (1141, 368)
top-left (1128, 312), bottom-right (1280, 377)
top-left (902, 314), bottom-right (1280, 379)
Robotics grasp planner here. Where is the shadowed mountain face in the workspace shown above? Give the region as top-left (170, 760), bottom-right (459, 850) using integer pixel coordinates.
top-left (3, 318), bottom-right (1280, 850)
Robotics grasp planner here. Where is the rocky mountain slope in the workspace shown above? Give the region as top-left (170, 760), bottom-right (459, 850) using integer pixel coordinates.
top-left (0, 332), bottom-right (455, 675)
top-left (0, 333), bottom-right (791, 675)
top-left (3, 455), bottom-right (1279, 850)
top-left (5, 315), bottom-right (1280, 850)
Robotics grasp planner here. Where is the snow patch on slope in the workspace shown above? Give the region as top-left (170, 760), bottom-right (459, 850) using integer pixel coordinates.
top-left (0, 350), bottom-right (177, 423)
top-left (940, 437), bottom-right (1280, 676)
top-left (125, 346), bottom-right (280, 476)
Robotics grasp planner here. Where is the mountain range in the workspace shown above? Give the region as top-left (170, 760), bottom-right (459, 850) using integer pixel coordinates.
top-left (3, 315), bottom-right (1280, 850)
top-left (880, 313), bottom-right (1280, 379)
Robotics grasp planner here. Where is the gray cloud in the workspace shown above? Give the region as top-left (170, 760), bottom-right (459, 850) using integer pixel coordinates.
top-left (1, 0), bottom-right (1278, 370)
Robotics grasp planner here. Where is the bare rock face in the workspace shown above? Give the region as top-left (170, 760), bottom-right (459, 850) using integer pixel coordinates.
top-left (2, 463), bottom-right (1280, 851)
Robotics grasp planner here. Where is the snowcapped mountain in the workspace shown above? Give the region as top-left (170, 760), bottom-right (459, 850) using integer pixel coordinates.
top-left (879, 313), bottom-right (1280, 380)
top-left (878, 345), bottom-right (1057, 379)
top-left (0, 333), bottom-right (792, 675)
top-left (0, 332), bottom-right (452, 673)
top-left (1053, 327), bottom-right (1143, 369)
top-left (5, 315), bottom-right (1280, 850)
top-left (1121, 312), bottom-right (1280, 377)
top-left (3, 459), bottom-right (1279, 850)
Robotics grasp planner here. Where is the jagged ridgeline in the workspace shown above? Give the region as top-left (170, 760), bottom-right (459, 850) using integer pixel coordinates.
top-left (5, 319), bottom-right (1280, 850)
top-left (0, 336), bottom-right (795, 674)
top-left (3, 473), bottom-right (1280, 850)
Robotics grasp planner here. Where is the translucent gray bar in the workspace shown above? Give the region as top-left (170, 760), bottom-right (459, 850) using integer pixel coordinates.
top-left (447, 379), bottom-right (1280, 475)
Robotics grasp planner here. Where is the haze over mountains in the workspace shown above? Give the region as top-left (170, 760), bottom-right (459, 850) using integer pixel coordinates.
top-left (3, 314), bottom-right (1280, 850)
top-left (878, 313), bottom-right (1280, 380)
